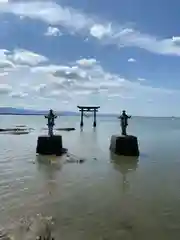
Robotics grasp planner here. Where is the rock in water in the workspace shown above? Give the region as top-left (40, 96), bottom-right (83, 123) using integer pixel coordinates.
top-left (10, 215), bottom-right (55, 240)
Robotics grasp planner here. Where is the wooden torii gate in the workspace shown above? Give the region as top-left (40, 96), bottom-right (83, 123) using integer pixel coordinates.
top-left (77, 106), bottom-right (100, 127)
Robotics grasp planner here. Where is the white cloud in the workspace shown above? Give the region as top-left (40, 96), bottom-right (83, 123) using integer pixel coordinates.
top-left (90, 24), bottom-right (112, 39)
top-left (0, 1), bottom-right (93, 30)
top-left (53, 66), bottom-right (88, 81)
top-left (1, 1), bottom-right (180, 56)
top-left (0, 83), bottom-right (12, 94)
top-left (0, 49), bottom-right (48, 70)
top-left (172, 36), bottom-right (180, 43)
top-left (76, 58), bottom-right (97, 67)
top-left (137, 78), bottom-right (146, 82)
top-left (7, 49), bottom-right (48, 66)
top-left (0, 72), bottom-right (8, 76)
top-left (45, 26), bottom-right (62, 36)
top-left (29, 56), bottom-right (179, 114)
top-left (128, 58), bottom-right (136, 63)
top-left (19, 15), bottom-right (25, 20)
top-left (9, 92), bottom-right (28, 98)
top-left (0, 47), bottom-right (179, 115)
top-left (74, 90), bottom-right (92, 95)
top-left (0, 59), bottom-right (14, 68)
top-left (0, 49), bottom-right (14, 68)
top-left (31, 65), bottom-right (63, 74)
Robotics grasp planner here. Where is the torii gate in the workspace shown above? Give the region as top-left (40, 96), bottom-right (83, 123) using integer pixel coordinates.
top-left (77, 106), bottom-right (100, 127)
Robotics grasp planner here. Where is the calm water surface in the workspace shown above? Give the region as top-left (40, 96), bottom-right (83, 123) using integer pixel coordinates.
top-left (0, 116), bottom-right (180, 239)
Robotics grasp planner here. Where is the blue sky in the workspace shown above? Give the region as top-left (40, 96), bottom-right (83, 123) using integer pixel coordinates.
top-left (0, 0), bottom-right (180, 116)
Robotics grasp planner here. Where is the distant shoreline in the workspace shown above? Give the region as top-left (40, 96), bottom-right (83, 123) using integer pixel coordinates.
top-left (0, 113), bottom-right (47, 116)
top-left (0, 114), bottom-right (117, 116)
top-left (0, 113), bottom-right (77, 116)
top-left (0, 114), bottom-right (178, 118)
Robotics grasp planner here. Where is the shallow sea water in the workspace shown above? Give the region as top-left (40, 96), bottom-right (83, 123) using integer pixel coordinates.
top-left (0, 116), bottom-right (180, 239)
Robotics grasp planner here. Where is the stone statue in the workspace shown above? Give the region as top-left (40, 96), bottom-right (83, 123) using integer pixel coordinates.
top-left (45, 109), bottom-right (57, 136)
top-left (119, 110), bottom-right (131, 135)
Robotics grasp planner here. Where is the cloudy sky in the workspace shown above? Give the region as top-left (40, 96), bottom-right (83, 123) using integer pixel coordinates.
top-left (0, 0), bottom-right (180, 116)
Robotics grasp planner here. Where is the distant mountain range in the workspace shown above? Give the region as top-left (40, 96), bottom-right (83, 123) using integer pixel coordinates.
top-left (0, 107), bottom-right (79, 116)
top-left (0, 107), bottom-right (118, 117)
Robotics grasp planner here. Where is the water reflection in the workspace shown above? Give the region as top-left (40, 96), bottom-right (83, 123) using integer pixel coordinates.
top-left (78, 128), bottom-right (99, 158)
top-left (110, 152), bottom-right (139, 193)
top-left (35, 155), bottom-right (65, 200)
top-left (36, 155), bottom-right (64, 181)
top-left (91, 128), bottom-right (99, 152)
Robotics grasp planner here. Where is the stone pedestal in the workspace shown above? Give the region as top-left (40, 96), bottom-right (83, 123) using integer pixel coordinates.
top-left (110, 135), bottom-right (139, 156)
top-left (36, 135), bottom-right (67, 156)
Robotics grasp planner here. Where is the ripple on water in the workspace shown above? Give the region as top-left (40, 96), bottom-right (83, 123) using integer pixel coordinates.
top-left (1, 117), bottom-right (180, 239)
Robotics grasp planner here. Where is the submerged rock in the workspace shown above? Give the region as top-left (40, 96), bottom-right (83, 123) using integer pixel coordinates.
top-left (55, 128), bottom-right (75, 131)
top-left (0, 127), bottom-right (34, 135)
top-left (65, 154), bottom-right (86, 164)
top-left (15, 125), bottom-right (27, 127)
top-left (10, 214), bottom-right (55, 240)
top-left (0, 128), bottom-right (34, 132)
top-left (42, 127), bottom-right (75, 132)
top-left (79, 159), bottom-right (85, 163)
top-left (0, 233), bottom-right (11, 239)
top-left (0, 228), bottom-right (13, 240)
top-left (10, 131), bottom-right (30, 135)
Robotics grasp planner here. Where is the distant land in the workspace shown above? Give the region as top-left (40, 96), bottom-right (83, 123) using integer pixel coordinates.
top-left (0, 107), bottom-right (118, 117)
top-left (0, 107), bottom-right (177, 118)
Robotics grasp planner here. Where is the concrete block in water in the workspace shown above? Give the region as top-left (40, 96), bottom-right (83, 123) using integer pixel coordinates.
top-left (110, 135), bottom-right (139, 156)
top-left (36, 135), bottom-right (66, 156)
